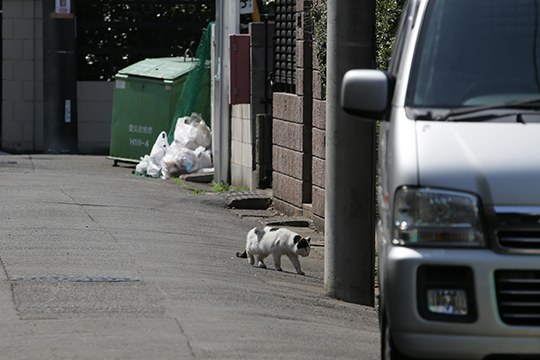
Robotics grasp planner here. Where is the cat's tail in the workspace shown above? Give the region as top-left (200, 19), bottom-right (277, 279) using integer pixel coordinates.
top-left (236, 250), bottom-right (247, 258)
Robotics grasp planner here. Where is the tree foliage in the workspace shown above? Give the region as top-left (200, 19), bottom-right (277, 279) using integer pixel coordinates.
top-left (310, 0), bottom-right (327, 88)
top-left (309, 0), bottom-right (405, 89)
top-left (75, 0), bottom-right (215, 81)
top-left (376, 0), bottom-right (405, 70)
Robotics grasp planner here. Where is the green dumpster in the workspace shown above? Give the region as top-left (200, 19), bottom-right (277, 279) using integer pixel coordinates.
top-left (108, 57), bottom-right (197, 165)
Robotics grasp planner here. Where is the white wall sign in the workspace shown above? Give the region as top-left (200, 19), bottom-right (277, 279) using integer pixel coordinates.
top-left (240, 0), bottom-right (253, 14)
top-left (55, 0), bottom-right (71, 14)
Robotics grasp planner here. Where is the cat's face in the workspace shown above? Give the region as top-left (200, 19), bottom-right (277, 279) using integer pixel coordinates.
top-left (294, 235), bottom-right (311, 257)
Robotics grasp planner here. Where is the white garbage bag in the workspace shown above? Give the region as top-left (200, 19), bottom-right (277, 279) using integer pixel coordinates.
top-left (136, 115), bottom-right (213, 179)
top-left (173, 113), bottom-right (212, 150)
top-left (135, 155), bottom-right (150, 174)
top-left (195, 146), bottom-right (213, 170)
top-left (134, 131), bottom-right (169, 177)
top-left (160, 143), bottom-right (201, 179)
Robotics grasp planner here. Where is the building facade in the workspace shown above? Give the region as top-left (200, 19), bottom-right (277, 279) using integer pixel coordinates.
top-left (2, 0), bottom-right (113, 154)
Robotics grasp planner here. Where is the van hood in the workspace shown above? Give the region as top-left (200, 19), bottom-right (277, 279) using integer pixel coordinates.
top-left (416, 122), bottom-right (540, 207)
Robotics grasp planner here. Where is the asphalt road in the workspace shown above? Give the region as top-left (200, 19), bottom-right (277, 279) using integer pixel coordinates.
top-left (0, 154), bottom-right (379, 359)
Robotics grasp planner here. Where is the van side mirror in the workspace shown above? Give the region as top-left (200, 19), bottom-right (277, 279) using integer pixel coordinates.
top-left (341, 70), bottom-right (391, 120)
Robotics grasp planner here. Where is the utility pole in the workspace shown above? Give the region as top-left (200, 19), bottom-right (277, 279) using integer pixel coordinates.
top-left (42, 0), bottom-right (78, 153)
top-left (213, 0), bottom-right (239, 183)
top-left (324, 0), bottom-right (376, 305)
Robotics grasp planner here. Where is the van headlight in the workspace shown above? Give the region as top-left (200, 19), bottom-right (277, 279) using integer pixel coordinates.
top-left (393, 187), bottom-right (484, 247)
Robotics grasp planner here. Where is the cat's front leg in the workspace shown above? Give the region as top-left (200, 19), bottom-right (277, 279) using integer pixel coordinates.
top-left (273, 254), bottom-right (283, 271)
top-left (287, 254), bottom-right (305, 275)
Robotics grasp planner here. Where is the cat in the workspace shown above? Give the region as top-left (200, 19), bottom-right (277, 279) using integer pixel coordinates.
top-left (236, 226), bottom-right (311, 275)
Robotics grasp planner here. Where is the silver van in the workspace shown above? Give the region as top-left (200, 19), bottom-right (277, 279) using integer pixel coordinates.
top-left (342, 0), bottom-right (540, 359)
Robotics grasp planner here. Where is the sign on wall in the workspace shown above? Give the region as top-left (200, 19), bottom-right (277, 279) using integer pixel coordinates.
top-left (240, 0), bottom-right (253, 14)
top-left (55, 0), bottom-right (71, 14)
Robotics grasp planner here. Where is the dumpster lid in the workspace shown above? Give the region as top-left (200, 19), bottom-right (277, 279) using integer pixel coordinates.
top-left (117, 57), bottom-right (198, 80)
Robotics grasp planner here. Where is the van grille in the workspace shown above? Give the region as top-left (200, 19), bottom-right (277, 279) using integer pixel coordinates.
top-left (495, 209), bottom-right (540, 253)
top-left (497, 231), bottom-right (540, 250)
top-left (495, 270), bottom-right (540, 326)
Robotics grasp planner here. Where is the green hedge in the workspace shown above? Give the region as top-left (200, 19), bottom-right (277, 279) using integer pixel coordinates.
top-left (310, 0), bottom-right (405, 90)
top-left (376, 0), bottom-right (405, 70)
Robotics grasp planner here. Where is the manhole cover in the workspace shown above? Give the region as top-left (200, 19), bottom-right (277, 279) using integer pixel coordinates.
top-left (13, 275), bottom-right (138, 282)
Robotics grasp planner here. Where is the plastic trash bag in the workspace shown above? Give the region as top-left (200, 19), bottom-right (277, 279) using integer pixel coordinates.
top-left (149, 131), bottom-right (170, 164)
top-left (195, 146), bottom-right (213, 170)
top-left (135, 115), bottom-right (213, 179)
top-left (135, 155), bottom-right (150, 174)
top-left (173, 113), bottom-right (212, 150)
top-left (135, 131), bottom-right (169, 177)
top-left (146, 159), bottom-right (162, 178)
top-left (160, 146), bottom-right (213, 179)
top-left (161, 144), bottom-right (197, 179)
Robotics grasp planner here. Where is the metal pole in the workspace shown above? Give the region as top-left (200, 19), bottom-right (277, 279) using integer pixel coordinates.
top-left (213, 0), bottom-right (239, 184)
top-left (324, 0), bottom-right (376, 306)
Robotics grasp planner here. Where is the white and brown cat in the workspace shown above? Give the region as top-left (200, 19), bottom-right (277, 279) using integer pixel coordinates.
top-left (236, 226), bottom-right (311, 275)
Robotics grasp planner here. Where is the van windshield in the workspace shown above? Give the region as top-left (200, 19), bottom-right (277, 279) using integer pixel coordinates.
top-left (407, 0), bottom-right (540, 109)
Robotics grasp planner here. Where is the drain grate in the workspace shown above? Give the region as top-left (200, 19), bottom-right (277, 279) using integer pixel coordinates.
top-left (13, 275), bottom-right (138, 283)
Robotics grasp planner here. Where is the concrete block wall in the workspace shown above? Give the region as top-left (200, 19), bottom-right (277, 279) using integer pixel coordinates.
top-left (311, 0), bottom-right (326, 230)
top-left (272, 93), bottom-right (307, 216)
top-left (2, 0), bottom-right (43, 152)
top-left (272, 0), bottom-right (314, 219)
top-left (312, 83), bottom-right (326, 231)
top-left (231, 103), bottom-right (254, 189)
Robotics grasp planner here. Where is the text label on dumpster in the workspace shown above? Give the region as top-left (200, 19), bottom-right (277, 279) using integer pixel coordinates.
top-left (128, 124), bottom-right (154, 148)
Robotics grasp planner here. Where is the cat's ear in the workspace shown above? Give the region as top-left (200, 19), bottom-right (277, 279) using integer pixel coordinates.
top-left (293, 235), bottom-right (302, 244)
top-left (306, 237), bottom-right (311, 243)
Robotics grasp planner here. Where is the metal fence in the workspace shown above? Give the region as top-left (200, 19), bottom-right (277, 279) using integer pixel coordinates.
top-left (75, 0), bottom-right (214, 81)
top-left (273, 0), bottom-right (296, 93)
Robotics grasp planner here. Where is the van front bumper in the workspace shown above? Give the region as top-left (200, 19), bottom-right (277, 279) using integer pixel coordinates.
top-left (385, 247), bottom-right (540, 359)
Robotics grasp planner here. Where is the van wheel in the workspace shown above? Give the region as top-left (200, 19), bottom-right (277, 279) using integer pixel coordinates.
top-left (381, 311), bottom-right (415, 360)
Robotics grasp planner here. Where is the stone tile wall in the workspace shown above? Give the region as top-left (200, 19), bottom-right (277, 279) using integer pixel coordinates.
top-left (2, 0), bottom-right (43, 152)
top-left (2, 0), bottom-right (114, 154)
top-left (272, 0), bottom-right (325, 226)
top-left (230, 104), bottom-right (254, 188)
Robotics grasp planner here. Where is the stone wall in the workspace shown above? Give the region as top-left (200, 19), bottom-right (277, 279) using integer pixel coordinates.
top-left (2, 0), bottom-right (43, 152)
top-left (230, 104), bottom-right (253, 188)
top-left (272, 92), bottom-right (310, 216)
top-left (312, 95), bottom-right (325, 230)
top-left (311, 6), bottom-right (326, 231)
top-left (2, 0), bottom-right (114, 154)
top-left (271, 0), bottom-right (327, 230)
